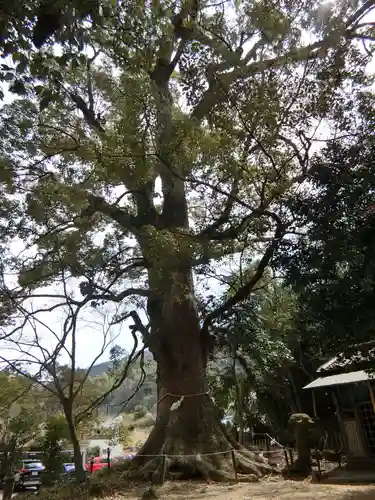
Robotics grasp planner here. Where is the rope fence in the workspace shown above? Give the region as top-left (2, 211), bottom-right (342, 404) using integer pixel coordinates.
top-left (112, 391), bottom-right (339, 476)
top-left (120, 448), bottom-right (292, 459)
top-left (115, 447), bottom-right (293, 484)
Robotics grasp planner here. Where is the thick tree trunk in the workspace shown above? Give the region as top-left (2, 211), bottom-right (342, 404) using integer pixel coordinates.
top-left (2, 476), bottom-right (15, 500)
top-left (2, 443), bottom-right (16, 500)
top-left (129, 266), bottom-right (277, 482)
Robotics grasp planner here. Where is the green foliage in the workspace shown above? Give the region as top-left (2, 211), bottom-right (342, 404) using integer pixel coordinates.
top-left (132, 407), bottom-right (148, 421)
top-left (105, 419), bottom-right (133, 448)
top-left (208, 278), bottom-right (299, 431)
top-left (103, 354), bottom-right (157, 414)
top-left (278, 96), bottom-right (375, 356)
top-left (0, 0), bottom-right (373, 305)
top-left (0, 373), bottom-right (43, 450)
top-left (0, 373), bottom-right (44, 482)
top-left (40, 414), bottom-right (70, 485)
top-left (86, 445), bottom-right (100, 458)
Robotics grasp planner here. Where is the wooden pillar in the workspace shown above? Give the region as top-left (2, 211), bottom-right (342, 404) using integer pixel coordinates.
top-left (332, 388), bottom-right (349, 453)
top-left (349, 384), bottom-right (368, 457)
top-left (367, 381), bottom-right (375, 414)
top-left (312, 390), bottom-right (317, 418)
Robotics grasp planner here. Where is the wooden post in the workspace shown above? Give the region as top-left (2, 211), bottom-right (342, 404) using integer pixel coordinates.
top-left (312, 390), bottom-right (317, 418)
top-left (151, 454), bottom-right (167, 486)
top-left (316, 450), bottom-right (321, 474)
top-left (332, 388), bottom-right (349, 454)
top-left (283, 448), bottom-right (289, 467)
top-left (231, 450), bottom-right (238, 481)
top-left (160, 454), bottom-right (167, 484)
top-left (367, 381), bottom-right (375, 414)
top-left (349, 384), bottom-right (368, 457)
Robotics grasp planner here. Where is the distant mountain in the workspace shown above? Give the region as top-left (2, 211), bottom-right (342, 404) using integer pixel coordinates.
top-left (89, 360), bottom-right (112, 377)
top-left (89, 350), bottom-right (154, 377)
top-left (89, 350), bottom-right (157, 414)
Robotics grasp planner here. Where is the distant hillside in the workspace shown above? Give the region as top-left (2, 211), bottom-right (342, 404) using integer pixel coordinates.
top-left (89, 350), bottom-right (157, 415)
top-left (89, 350), bottom-right (154, 377)
top-left (89, 360), bottom-right (112, 377)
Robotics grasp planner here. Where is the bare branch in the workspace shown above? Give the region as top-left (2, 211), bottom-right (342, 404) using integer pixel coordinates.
top-left (346, 0), bottom-right (375, 27)
top-left (74, 309), bottom-right (148, 420)
top-left (83, 286), bottom-right (150, 302)
top-left (201, 212), bottom-right (284, 331)
top-left (83, 194), bottom-right (145, 231)
top-left (69, 92), bottom-right (104, 132)
top-left (199, 178), bottom-right (240, 237)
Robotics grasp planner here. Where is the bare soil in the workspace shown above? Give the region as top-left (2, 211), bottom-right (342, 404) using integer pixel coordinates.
top-left (100, 479), bottom-right (375, 500)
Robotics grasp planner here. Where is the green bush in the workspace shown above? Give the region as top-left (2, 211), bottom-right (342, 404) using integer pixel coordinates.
top-left (22, 483), bottom-right (88, 500)
top-left (40, 414), bottom-right (70, 485)
top-left (22, 472), bottom-right (127, 499)
top-left (136, 415), bottom-right (155, 428)
top-left (132, 407), bottom-right (147, 421)
top-left (87, 445), bottom-right (100, 458)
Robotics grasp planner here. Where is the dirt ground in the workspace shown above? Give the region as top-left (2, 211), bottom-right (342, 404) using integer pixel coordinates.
top-left (109, 479), bottom-right (375, 500)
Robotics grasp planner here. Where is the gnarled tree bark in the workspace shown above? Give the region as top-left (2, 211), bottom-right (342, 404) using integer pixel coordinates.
top-left (125, 263), bottom-right (276, 482)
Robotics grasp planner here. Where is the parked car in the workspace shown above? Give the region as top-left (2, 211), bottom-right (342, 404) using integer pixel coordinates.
top-left (14, 459), bottom-right (45, 489)
top-left (60, 463), bottom-right (88, 482)
top-left (85, 456), bottom-right (110, 474)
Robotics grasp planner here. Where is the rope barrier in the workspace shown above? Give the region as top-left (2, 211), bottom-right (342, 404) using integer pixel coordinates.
top-left (123, 448), bottom-right (288, 459)
top-left (131, 449), bottom-right (234, 458)
top-left (156, 391), bottom-right (210, 406)
top-left (128, 391), bottom-right (290, 459)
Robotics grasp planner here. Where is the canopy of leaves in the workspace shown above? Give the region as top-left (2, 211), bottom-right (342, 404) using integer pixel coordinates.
top-left (0, 0), bottom-right (374, 333)
top-left (0, 372), bottom-right (44, 450)
top-left (278, 96), bottom-right (375, 356)
top-left (207, 276), bottom-right (300, 430)
top-left (0, 4), bottom-right (374, 459)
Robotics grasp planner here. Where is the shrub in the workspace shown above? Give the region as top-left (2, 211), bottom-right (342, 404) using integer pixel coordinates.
top-left (132, 407), bottom-right (147, 421)
top-left (40, 414), bottom-right (70, 485)
top-left (136, 415), bottom-right (155, 429)
top-left (22, 472), bottom-right (128, 499)
top-left (87, 445), bottom-right (100, 457)
top-left (22, 483), bottom-right (88, 500)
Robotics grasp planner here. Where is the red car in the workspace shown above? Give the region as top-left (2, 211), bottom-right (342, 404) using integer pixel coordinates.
top-left (86, 456), bottom-right (110, 474)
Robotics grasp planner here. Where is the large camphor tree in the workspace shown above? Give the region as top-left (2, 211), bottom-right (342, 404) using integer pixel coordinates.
top-left (1, 0), bottom-right (375, 481)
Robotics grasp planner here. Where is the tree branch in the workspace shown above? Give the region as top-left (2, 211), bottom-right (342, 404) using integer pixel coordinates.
top-left (199, 178), bottom-right (239, 237)
top-left (346, 0), bottom-right (375, 27)
top-left (83, 194), bottom-right (142, 231)
top-left (192, 41), bottom-right (323, 120)
top-left (81, 286), bottom-right (150, 302)
top-left (74, 310), bottom-right (148, 421)
top-left (192, 27), bottom-right (368, 121)
top-left (201, 212), bottom-right (284, 332)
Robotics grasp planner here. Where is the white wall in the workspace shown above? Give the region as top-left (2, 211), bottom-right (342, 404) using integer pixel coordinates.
top-left (86, 438), bottom-right (124, 458)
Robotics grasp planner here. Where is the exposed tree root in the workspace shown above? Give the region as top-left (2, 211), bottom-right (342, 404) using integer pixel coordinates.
top-left (127, 395), bottom-right (280, 483)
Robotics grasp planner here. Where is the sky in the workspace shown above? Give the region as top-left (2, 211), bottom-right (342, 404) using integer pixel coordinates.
top-left (1, 3), bottom-right (375, 370)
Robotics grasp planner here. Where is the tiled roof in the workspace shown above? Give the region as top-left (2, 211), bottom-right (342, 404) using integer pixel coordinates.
top-left (317, 340), bottom-right (375, 375)
top-left (303, 370), bottom-right (372, 390)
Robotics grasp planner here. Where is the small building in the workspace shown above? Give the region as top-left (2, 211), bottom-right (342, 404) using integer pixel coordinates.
top-left (303, 341), bottom-right (375, 461)
top-left (86, 438), bottom-right (124, 458)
